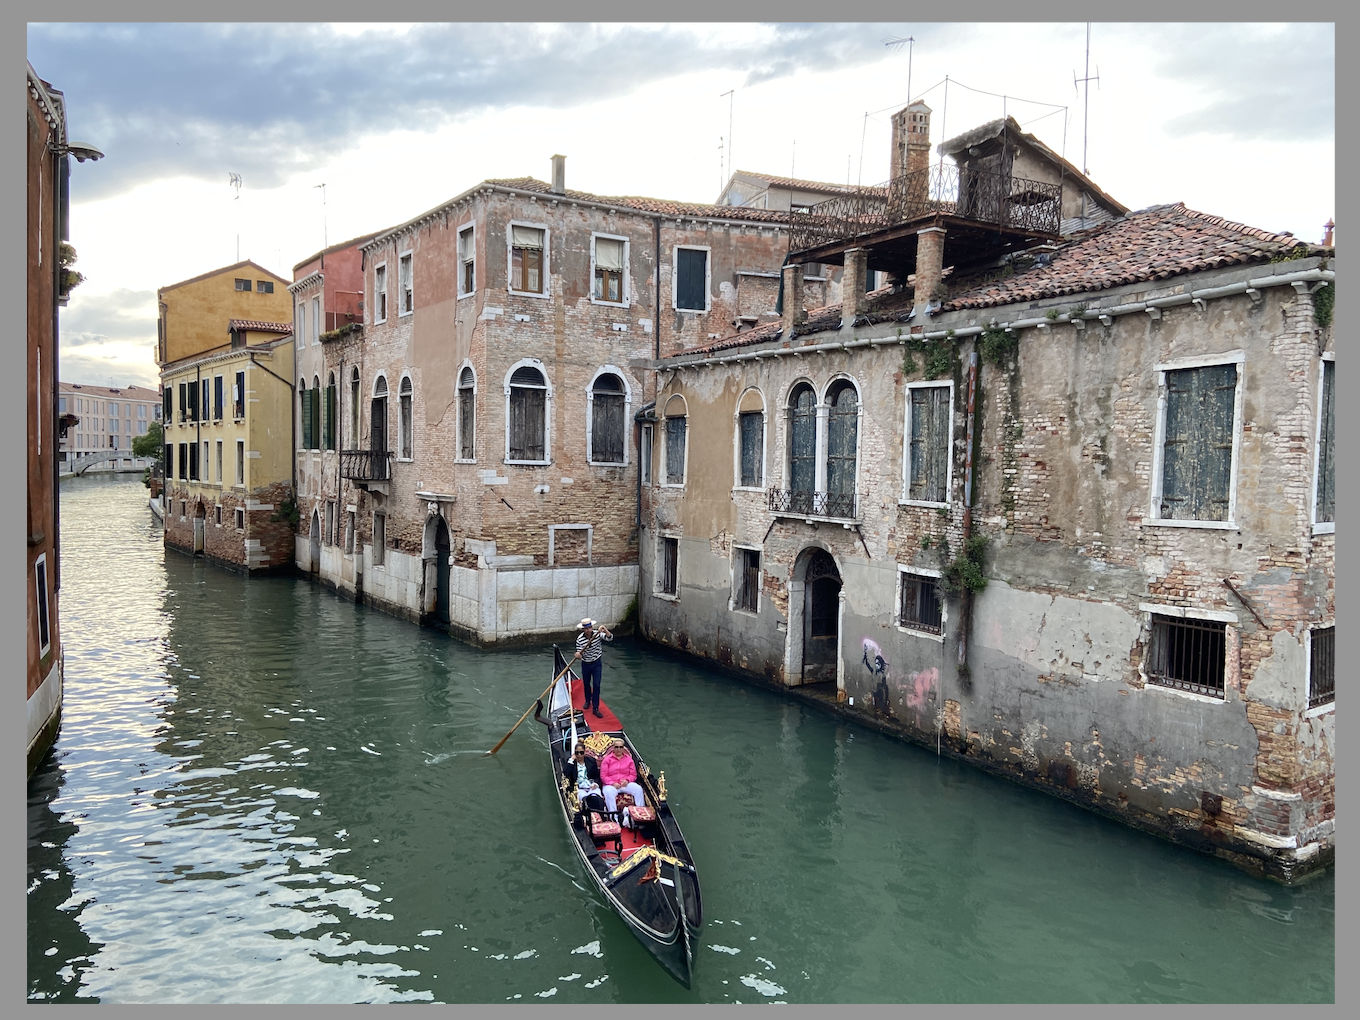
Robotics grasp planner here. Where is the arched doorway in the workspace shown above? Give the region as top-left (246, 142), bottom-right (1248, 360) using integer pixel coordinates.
top-left (802, 549), bottom-right (841, 683)
top-left (192, 500), bottom-right (206, 554)
top-left (434, 516), bottom-right (451, 625)
top-left (310, 509), bottom-right (321, 572)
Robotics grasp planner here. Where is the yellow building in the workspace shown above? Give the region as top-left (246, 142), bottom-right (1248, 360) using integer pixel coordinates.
top-left (157, 259), bottom-right (291, 365)
top-left (158, 260), bottom-right (296, 573)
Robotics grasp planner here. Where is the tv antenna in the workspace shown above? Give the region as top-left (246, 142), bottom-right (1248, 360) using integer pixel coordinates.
top-left (314, 182), bottom-right (328, 249)
top-left (229, 172), bottom-right (242, 261)
top-left (720, 89), bottom-right (735, 186)
top-left (1073, 23), bottom-right (1100, 222)
top-left (885, 34), bottom-right (914, 104)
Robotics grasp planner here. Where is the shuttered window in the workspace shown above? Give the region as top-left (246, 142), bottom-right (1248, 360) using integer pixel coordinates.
top-left (908, 385), bottom-right (951, 503)
top-left (213, 375), bottom-right (224, 420)
top-left (1159, 364), bottom-right (1237, 522)
top-left (1315, 360), bottom-right (1334, 524)
top-left (458, 368), bottom-right (475, 460)
top-left (310, 378), bottom-right (321, 451)
top-left (371, 378), bottom-right (388, 453)
top-left (188, 441), bottom-right (200, 481)
top-left (591, 374), bottom-right (626, 464)
top-left (789, 384), bottom-right (817, 495)
top-left (508, 366), bottom-right (547, 461)
top-left (665, 416), bottom-right (687, 484)
top-left (399, 377), bottom-right (413, 459)
top-left (826, 381), bottom-right (858, 497)
top-left (739, 411), bottom-right (763, 487)
top-left (163, 386), bottom-right (172, 422)
top-left (323, 381), bottom-right (336, 451)
top-left (300, 386), bottom-right (314, 450)
top-left (676, 248), bottom-right (707, 310)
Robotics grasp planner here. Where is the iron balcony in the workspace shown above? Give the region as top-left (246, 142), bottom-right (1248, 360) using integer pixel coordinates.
top-left (768, 487), bottom-right (857, 522)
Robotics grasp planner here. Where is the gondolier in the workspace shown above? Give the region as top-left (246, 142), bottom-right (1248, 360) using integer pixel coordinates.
top-left (573, 618), bottom-right (613, 719)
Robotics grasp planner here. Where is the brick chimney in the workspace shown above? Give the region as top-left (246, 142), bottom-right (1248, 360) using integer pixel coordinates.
top-left (1323, 218), bottom-right (1335, 247)
top-left (550, 154), bottom-right (566, 195)
top-left (841, 248), bottom-right (869, 328)
top-left (890, 101), bottom-right (932, 181)
top-left (782, 263), bottom-right (807, 334)
top-left (912, 226), bottom-right (946, 318)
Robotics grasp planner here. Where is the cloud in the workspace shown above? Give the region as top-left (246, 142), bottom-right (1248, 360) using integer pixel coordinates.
top-left (60, 288), bottom-right (157, 345)
top-left (27, 22), bottom-right (939, 200)
top-left (58, 349), bottom-right (159, 390)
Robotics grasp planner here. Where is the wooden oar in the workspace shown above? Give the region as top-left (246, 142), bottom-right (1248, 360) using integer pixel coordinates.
top-left (485, 662), bottom-right (576, 756)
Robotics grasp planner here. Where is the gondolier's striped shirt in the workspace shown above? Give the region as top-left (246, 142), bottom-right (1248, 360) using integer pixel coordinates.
top-left (576, 630), bottom-right (612, 663)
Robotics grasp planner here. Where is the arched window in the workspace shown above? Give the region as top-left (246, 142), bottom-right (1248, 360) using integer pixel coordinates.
top-left (737, 388), bottom-right (765, 488)
top-left (663, 393), bottom-right (687, 485)
top-left (788, 383), bottom-right (817, 500)
top-left (299, 377), bottom-right (313, 451)
top-left (310, 375), bottom-right (322, 451)
top-left (398, 376), bottom-right (413, 460)
top-left (825, 380), bottom-right (858, 501)
top-left (590, 373), bottom-right (626, 464)
top-left (508, 365), bottom-right (547, 462)
top-left (458, 366), bottom-right (475, 461)
top-left (324, 371), bottom-right (336, 451)
top-left (371, 375), bottom-right (388, 453)
top-left (349, 367), bottom-right (360, 447)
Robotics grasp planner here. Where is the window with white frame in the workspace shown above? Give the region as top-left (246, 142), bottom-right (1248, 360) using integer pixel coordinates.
top-left (236, 439), bottom-right (244, 485)
top-left (312, 295), bottom-right (321, 342)
top-left (216, 440), bottom-right (223, 483)
top-left (398, 253), bottom-right (413, 315)
top-left (373, 263), bottom-right (387, 322)
top-left (373, 512), bottom-right (386, 565)
top-left (788, 382), bottom-right (816, 497)
top-left (734, 547), bottom-right (760, 613)
top-left (509, 225), bottom-right (546, 294)
top-left (349, 367), bottom-right (361, 446)
top-left (640, 424), bottom-right (653, 485)
top-left (674, 246), bottom-right (709, 311)
top-left (458, 366), bottom-right (475, 461)
top-left (1314, 357), bottom-right (1334, 529)
top-left (235, 507), bottom-right (245, 530)
top-left (593, 235), bottom-right (626, 304)
top-left (458, 225), bottom-right (475, 297)
top-left (399, 376), bottom-right (413, 460)
top-left (904, 383), bottom-right (952, 505)
top-left (898, 567), bottom-right (944, 635)
top-left (1153, 356), bottom-right (1242, 525)
top-left (507, 365), bottom-right (548, 462)
top-left (589, 372), bottom-right (626, 464)
top-left (257, 280), bottom-right (275, 294)
top-left (296, 299), bottom-right (305, 348)
top-left (1308, 625), bottom-right (1334, 709)
top-left (1145, 613), bottom-right (1227, 699)
top-left (658, 535), bottom-right (679, 596)
top-left (825, 379), bottom-right (859, 504)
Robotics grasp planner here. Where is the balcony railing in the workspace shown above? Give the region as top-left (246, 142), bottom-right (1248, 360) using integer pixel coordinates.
top-left (340, 448), bottom-right (391, 482)
top-left (789, 162), bottom-right (1062, 252)
top-left (768, 488), bottom-right (857, 521)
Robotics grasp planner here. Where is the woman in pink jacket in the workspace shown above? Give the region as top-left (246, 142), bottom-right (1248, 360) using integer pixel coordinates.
top-left (600, 738), bottom-right (648, 827)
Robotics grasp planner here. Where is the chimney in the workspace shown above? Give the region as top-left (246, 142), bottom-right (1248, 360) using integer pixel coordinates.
top-left (841, 248), bottom-right (869, 328)
top-left (890, 101), bottom-right (932, 181)
top-left (912, 226), bottom-right (946, 318)
top-left (782, 263), bottom-right (807, 334)
top-left (1323, 218), bottom-right (1335, 247)
top-left (550, 154), bottom-right (566, 195)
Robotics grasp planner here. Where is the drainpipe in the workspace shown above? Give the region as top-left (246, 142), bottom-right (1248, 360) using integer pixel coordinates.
top-left (956, 350), bottom-right (979, 674)
top-left (653, 215), bottom-right (661, 364)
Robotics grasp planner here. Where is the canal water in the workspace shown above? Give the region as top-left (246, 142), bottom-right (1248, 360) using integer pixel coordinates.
top-left (29, 475), bottom-right (1334, 1003)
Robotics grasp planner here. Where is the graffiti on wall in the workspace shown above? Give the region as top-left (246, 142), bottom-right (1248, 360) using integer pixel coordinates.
top-left (861, 637), bottom-right (938, 720)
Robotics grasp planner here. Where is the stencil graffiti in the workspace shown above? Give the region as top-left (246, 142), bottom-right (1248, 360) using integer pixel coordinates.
top-left (862, 639), bottom-right (894, 717)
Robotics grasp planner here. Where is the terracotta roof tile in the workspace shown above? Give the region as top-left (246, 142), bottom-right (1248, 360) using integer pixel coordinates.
top-left (229, 319), bottom-right (292, 333)
top-left (484, 177), bottom-right (791, 224)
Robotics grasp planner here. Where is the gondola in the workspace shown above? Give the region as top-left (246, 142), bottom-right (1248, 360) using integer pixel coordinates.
top-left (534, 644), bottom-right (702, 986)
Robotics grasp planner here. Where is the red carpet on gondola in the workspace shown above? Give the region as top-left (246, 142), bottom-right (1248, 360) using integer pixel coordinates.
top-left (569, 675), bottom-right (622, 732)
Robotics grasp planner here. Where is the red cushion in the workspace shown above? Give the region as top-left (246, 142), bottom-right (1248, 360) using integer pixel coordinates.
top-left (627, 805), bottom-right (656, 823)
top-left (615, 792), bottom-right (636, 809)
top-left (589, 813), bottom-right (621, 837)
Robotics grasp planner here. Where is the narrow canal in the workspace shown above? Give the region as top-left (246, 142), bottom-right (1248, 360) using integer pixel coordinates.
top-left (29, 475), bottom-right (1334, 1003)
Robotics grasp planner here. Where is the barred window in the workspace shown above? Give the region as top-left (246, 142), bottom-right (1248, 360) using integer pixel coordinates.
top-left (660, 537), bottom-right (678, 596)
top-left (899, 571), bottom-right (943, 634)
top-left (1309, 626), bottom-right (1334, 709)
top-left (1146, 615), bottom-right (1226, 699)
top-left (736, 548), bottom-right (760, 613)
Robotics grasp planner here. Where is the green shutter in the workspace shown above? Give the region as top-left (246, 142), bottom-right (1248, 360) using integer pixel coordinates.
top-left (301, 389), bottom-right (313, 450)
top-left (1161, 364), bottom-right (1236, 522)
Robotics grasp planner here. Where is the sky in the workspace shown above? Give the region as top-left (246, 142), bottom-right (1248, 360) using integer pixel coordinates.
top-left (28, 22), bottom-right (1335, 390)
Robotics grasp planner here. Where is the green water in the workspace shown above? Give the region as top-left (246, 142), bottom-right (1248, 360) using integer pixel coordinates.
top-left (28, 475), bottom-right (1334, 1003)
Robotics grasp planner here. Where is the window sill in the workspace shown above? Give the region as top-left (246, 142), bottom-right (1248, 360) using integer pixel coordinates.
top-left (652, 591), bottom-right (680, 602)
top-left (1142, 518), bottom-right (1238, 530)
top-left (672, 305), bottom-right (710, 314)
top-left (396, 457), bottom-right (414, 464)
top-left (899, 498), bottom-right (949, 510)
top-left (398, 310), bottom-right (413, 318)
top-left (588, 459), bottom-right (627, 468)
top-left (373, 319), bottom-right (387, 326)
top-left (660, 482), bottom-right (686, 490)
top-left (590, 298), bottom-right (629, 308)
top-left (771, 510), bottom-right (860, 526)
top-left (507, 289), bottom-right (551, 300)
top-left (455, 457), bottom-right (477, 464)
top-left (1141, 682), bottom-right (1227, 705)
top-left (457, 291), bottom-right (474, 300)
top-left (1312, 522), bottom-right (1335, 535)
top-left (732, 486), bottom-right (766, 495)
top-left (1305, 701), bottom-right (1335, 719)
top-left (505, 458), bottom-right (551, 467)
top-left (897, 625), bottom-right (946, 643)
top-left (729, 605), bottom-right (759, 618)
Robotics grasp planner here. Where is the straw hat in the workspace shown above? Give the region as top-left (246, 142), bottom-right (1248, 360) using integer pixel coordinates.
top-left (577, 618), bottom-right (596, 630)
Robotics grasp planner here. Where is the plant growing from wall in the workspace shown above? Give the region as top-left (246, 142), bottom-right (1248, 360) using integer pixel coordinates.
top-left (1313, 282), bottom-right (1334, 329)
top-left (902, 330), bottom-right (956, 380)
top-left (942, 535), bottom-right (989, 597)
top-left (979, 326), bottom-right (1018, 368)
top-left (271, 497), bottom-right (301, 530)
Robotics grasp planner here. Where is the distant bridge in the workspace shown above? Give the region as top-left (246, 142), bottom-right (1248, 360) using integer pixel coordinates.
top-left (65, 451), bottom-right (155, 476)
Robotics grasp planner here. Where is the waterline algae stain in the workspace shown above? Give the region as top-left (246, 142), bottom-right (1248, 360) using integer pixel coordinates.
top-left (29, 477), bottom-right (1333, 1003)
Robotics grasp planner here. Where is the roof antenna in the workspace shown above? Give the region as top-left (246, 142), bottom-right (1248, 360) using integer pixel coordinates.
top-left (1073, 22), bottom-right (1100, 224)
top-left (314, 183), bottom-right (327, 250)
top-left (720, 89), bottom-right (735, 185)
top-left (229, 172), bottom-right (242, 262)
top-left (885, 35), bottom-right (914, 105)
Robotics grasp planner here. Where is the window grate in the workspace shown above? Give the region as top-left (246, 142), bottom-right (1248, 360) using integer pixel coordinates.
top-left (738, 549), bottom-right (760, 612)
top-left (900, 573), bottom-right (943, 634)
top-left (1309, 626), bottom-right (1334, 708)
top-left (660, 537), bottom-right (678, 595)
top-left (1146, 615), bottom-right (1226, 698)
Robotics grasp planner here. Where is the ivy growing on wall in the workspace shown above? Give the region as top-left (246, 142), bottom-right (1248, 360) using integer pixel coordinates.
top-left (1313, 282), bottom-right (1334, 330)
top-left (979, 326), bottom-right (1018, 368)
top-left (902, 330), bottom-right (956, 380)
top-left (942, 535), bottom-right (989, 597)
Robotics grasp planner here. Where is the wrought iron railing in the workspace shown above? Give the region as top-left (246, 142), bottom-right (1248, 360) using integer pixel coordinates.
top-left (789, 162), bottom-right (1062, 252)
top-left (340, 448), bottom-right (391, 482)
top-left (768, 488), bottom-right (857, 521)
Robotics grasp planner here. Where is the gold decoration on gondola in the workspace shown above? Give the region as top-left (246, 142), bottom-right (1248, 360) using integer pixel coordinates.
top-left (580, 732), bottom-right (614, 757)
top-left (657, 771), bottom-right (668, 801)
top-left (609, 844), bottom-right (689, 879)
top-left (561, 775), bottom-right (580, 816)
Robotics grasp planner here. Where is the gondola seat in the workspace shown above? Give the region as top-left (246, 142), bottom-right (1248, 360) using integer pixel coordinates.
top-left (589, 811), bottom-right (622, 854)
top-left (615, 792), bottom-right (656, 829)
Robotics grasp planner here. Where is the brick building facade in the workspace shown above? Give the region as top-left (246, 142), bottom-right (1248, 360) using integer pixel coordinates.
top-left (636, 108), bottom-right (1335, 881)
top-left (296, 158), bottom-right (792, 642)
